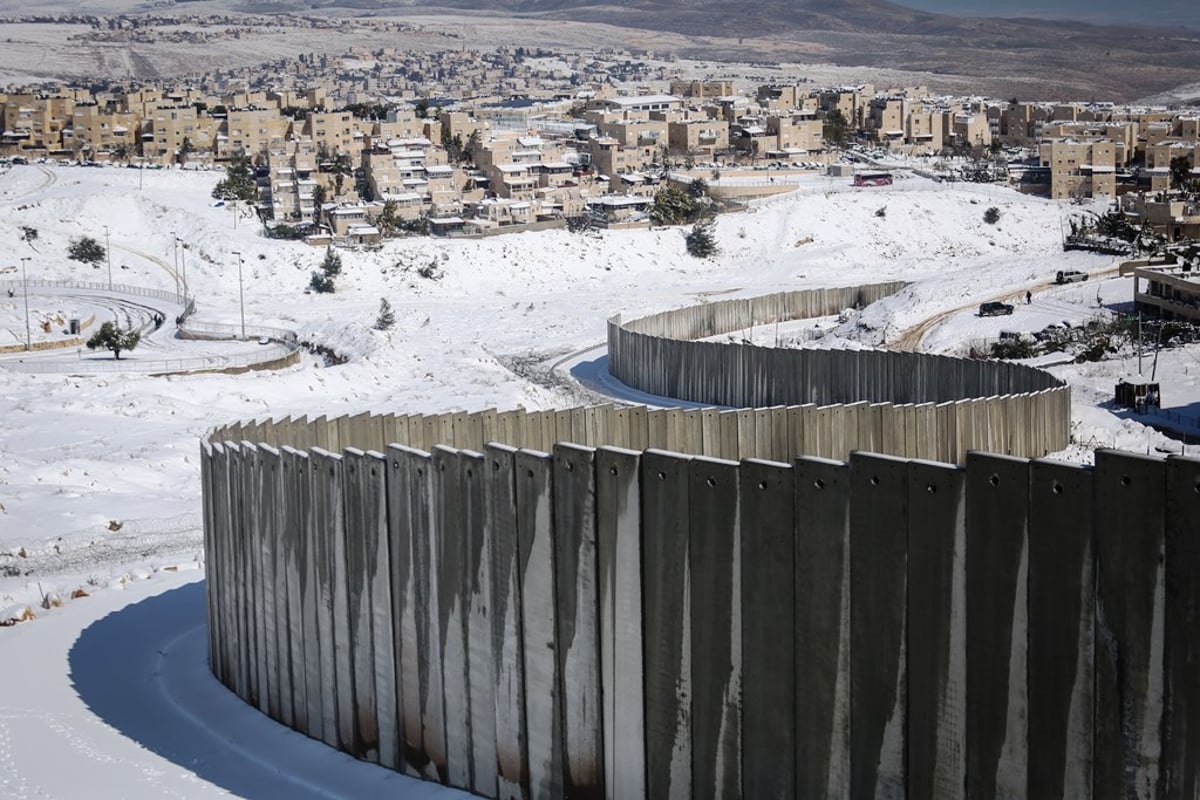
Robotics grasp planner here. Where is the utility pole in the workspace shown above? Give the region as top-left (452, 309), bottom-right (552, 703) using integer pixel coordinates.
top-left (232, 251), bottom-right (245, 340)
top-left (1137, 311), bottom-right (1143, 375)
top-left (20, 256), bottom-right (31, 351)
top-left (103, 225), bottom-right (112, 290)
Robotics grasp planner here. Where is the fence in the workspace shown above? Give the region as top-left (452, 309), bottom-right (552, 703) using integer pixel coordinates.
top-left (202, 430), bottom-right (1200, 800)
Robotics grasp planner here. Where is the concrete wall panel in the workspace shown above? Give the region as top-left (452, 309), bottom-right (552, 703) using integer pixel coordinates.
top-left (552, 444), bottom-right (604, 798)
top-left (906, 459), bottom-right (966, 799)
top-left (484, 443), bottom-right (529, 800)
top-left (1093, 450), bottom-right (1166, 800)
top-left (794, 456), bottom-right (851, 799)
top-left (515, 449), bottom-right (563, 800)
top-left (434, 446), bottom-right (472, 789)
top-left (595, 447), bottom-right (645, 800)
top-left (1028, 458), bottom-right (1094, 799)
top-left (965, 452), bottom-right (1029, 800)
top-left (460, 449), bottom-right (498, 798)
top-left (741, 458), bottom-right (796, 800)
top-left (688, 456), bottom-right (742, 800)
top-left (1163, 455), bottom-right (1200, 798)
top-left (342, 449), bottom-right (380, 763)
top-left (308, 448), bottom-right (343, 750)
top-left (641, 449), bottom-right (692, 800)
top-left (849, 452), bottom-right (908, 797)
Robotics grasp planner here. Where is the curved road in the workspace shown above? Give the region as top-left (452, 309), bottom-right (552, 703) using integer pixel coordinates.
top-left (888, 262), bottom-right (1124, 352)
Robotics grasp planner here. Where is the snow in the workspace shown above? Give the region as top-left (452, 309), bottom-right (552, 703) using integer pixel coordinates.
top-left (2, 160), bottom-right (1199, 794)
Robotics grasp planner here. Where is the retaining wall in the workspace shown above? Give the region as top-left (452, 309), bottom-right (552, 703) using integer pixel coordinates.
top-left (202, 430), bottom-right (1200, 799)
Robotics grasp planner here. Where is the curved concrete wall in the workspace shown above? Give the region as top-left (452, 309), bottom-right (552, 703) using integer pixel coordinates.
top-left (201, 286), bottom-right (1115, 798)
top-left (202, 426), bottom-right (1200, 800)
top-left (607, 284), bottom-right (1068, 458)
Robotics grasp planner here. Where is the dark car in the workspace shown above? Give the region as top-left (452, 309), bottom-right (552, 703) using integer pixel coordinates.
top-left (979, 301), bottom-right (1015, 317)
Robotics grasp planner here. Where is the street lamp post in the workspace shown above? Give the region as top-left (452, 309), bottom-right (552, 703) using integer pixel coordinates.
top-left (232, 251), bottom-right (245, 340)
top-left (19, 257), bottom-right (31, 351)
top-left (177, 236), bottom-right (187, 306)
top-left (103, 225), bottom-right (112, 290)
top-left (171, 234), bottom-right (181, 298)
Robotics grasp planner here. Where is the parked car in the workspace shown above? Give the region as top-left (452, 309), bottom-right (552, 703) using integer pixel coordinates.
top-left (979, 301), bottom-right (1015, 317)
top-left (1056, 270), bottom-right (1088, 284)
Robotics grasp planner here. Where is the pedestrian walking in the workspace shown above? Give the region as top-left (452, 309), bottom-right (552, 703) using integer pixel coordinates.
top-left (1025, 290), bottom-right (1032, 305)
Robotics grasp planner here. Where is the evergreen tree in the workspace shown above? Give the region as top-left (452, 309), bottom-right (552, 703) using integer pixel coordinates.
top-left (309, 247), bottom-right (342, 293)
top-left (686, 221), bottom-right (719, 258)
top-left (375, 298), bottom-right (396, 331)
top-left (86, 321), bottom-right (140, 359)
top-left (823, 108), bottom-right (849, 146)
top-left (212, 150), bottom-right (260, 203)
top-left (320, 247), bottom-right (342, 278)
top-left (651, 183), bottom-right (709, 226)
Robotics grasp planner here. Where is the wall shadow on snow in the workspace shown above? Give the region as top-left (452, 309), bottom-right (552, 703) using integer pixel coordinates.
top-left (67, 581), bottom-right (435, 799)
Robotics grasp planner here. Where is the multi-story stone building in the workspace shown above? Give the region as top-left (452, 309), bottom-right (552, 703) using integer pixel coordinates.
top-left (1039, 138), bottom-right (1117, 199)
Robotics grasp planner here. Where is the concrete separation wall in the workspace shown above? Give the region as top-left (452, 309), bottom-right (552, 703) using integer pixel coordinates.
top-left (201, 286), bottom-right (1094, 795)
top-left (203, 430), bottom-right (1200, 799)
top-left (607, 283), bottom-right (1069, 460)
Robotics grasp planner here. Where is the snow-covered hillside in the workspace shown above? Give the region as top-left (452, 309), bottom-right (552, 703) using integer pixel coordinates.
top-left (1, 161), bottom-right (1196, 796)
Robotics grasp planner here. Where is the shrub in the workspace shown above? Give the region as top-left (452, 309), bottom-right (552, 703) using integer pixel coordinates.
top-left (309, 271), bottom-right (335, 293)
top-left (68, 236), bottom-right (105, 266)
top-left (983, 206), bottom-right (1001, 225)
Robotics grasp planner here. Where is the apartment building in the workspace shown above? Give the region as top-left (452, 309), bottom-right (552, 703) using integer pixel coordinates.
top-left (667, 117), bottom-right (729, 159)
top-left (143, 105), bottom-right (217, 165)
top-left (670, 80), bottom-right (735, 99)
top-left (1122, 192), bottom-right (1200, 243)
top-left (303, 109), bottom-right (359, 156)
top-left (1133, 260), bottom-right (1200, 323)
top-left (69, 104), bottom-right (139, 158)
top-left (223, 108), bottom-right (291, 160)
top-left (1, 93), bottom-right (75, 154)
top-left (766, 112), bottom-right (823, 155)
top-left (596, 115), bottom-right (668, 166)
top-left (1039, 138), bottom-right (1117, 199)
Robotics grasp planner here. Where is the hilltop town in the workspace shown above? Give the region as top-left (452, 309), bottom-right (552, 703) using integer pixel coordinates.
top-left (3, 37), bottom-right (1199, 249)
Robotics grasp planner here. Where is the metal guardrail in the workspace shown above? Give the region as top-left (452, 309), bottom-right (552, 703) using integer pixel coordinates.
top-left (6, 344), bottom-right (296, 375)
top-left (0, 278), bottom-right (185, 305)
top-left (0, 281), bottom-right (299, 375)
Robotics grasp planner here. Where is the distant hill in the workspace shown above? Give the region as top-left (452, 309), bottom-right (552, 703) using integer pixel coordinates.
top-left (895, 0), bottom-right (1200, 30)
top-left (323, 0), bottom-right (1198, 37)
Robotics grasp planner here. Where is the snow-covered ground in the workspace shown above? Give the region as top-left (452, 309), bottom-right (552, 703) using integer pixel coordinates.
top-left (2, 161), bottom-right (1198, 796)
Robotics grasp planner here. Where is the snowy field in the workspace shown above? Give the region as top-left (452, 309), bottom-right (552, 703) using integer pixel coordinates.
top-left (2, 160), bottom-right (1198, 796)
